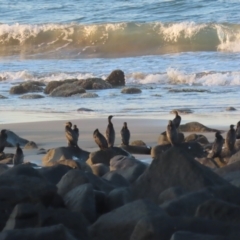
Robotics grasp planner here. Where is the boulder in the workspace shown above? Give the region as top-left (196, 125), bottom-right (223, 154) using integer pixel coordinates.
top-left (87, 147), bottom-right (131, 166)
top-left (120, 145), bottom-right (151, 154)
top-left (9, 82), bottom-right (44, 95)
top-left (196, 199), bottom-right (240, 224)
top-left (50, 83), bottom-right (86, 97)
top-left (90, 163), bottom-right (109, 177)
top-left (76, 78), bottom-right (112, 90)
top-left (20, 94), bottom-right (44, 99)
top-left (226, 106), bottom-right (236, 111)
top-left (121, 87), bottom-right (142, 94)
top-left (102, 172), bottom-right (129, 188)
top-left (105, 69), bottom-right (125, 86)
top-left (0, 224), bottom-right (79, 240)
top-left (44, 81), bottom-right (67, 94)
top-left (161, 185), bottom-right (240, 217)
top-left (5, 130), bottom-right (29, 147)
top-left (228, 149), bottom-right (240, 164)
top-left (179, 122), bottom-right (221, 132)
top-left (109, 155), bottom-right (140, 171)
top-left (89, 199), bottom-right (167, 240)
top-left (24, 141), bottom-right (38, 149)
top-left (185, 133), bottom-right (209, 145)
top-left (170, 232), bottom-right (236, 240)
top-left (215, 160), bottom-right (240, 177)
top-left (0, 164), bottom-right (9, 174)
top-left (170, 108), bottom-right (193, 114)
top-left (80, 93), bottom-right (99, 98)
top-left (63, 183), bottom-right (96, 223)
top-left (130, 215), bottom-right (240, 240)
top-left (38, 165), bottom-right (72, 185)
top-left (132, 147), bottom-right (229, 203)
top-left (42, 147), bottom-right (89, 166)
top-left (130, 140), bottom-right (147, 147)
top-left (158, 132), bottom-right (185, 145)
top-left (151, 142), bottom-right (205, 159)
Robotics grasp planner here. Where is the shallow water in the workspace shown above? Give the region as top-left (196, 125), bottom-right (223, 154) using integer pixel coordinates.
top-left (0, 1), bottom-right (240, 124)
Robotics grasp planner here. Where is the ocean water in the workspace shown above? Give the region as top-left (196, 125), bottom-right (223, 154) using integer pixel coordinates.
top-left (1, 0), bottom-right (240, 125)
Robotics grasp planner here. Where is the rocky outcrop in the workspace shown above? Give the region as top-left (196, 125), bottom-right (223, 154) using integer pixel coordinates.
top-left (105, 70), bottom-right (125, 86)
top-left (10, 82), bottom-right (44, 95)
top-left (50, 83), bottom-right (86, 97)
top-left (76, 78), bottom-right (112, 90)
top-left (179, 122), bottom-right (221, 132)
top-left (121, 87), bottom-right (142, 94)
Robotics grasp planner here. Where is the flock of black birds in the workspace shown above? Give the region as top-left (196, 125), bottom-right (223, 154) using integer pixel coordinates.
top-left (65, 115), bottom-right (130, 151)
top-left (0, 111), bottom-right (240, 167)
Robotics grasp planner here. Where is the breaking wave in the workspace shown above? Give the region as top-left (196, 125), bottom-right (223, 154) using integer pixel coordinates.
top-left (1, 22), bottom-right (240, 58)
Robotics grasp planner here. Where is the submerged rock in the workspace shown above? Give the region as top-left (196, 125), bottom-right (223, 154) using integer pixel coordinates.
top-left (121, 87), bottom-right (142, 94)
top-left (20, 94), bottom-right (44, 99)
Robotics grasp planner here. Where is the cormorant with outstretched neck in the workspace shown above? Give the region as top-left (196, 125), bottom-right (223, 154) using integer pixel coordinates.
top-left (225, 124), bottom-right (236, 152)
top-left (236, 121), bottom-right (240, 139)
top-left (0, 129), bottom-right (7, 153)
top-left (65, 122), bottom-right (78, 148)
top-left (121, 122), bottom-right (130, 146)
top-left (13, 143), bottom-right (24, 166)
top-left (208, 131), bottom-right (224, 159)
top-left (166, 120), bottom-right (178, 146)
top-left (172, 110), bottom-right (181, 129)
top-left (93, 129), bottom-right (108, 150)
top-left (106, 115), bottom-right (115, 147)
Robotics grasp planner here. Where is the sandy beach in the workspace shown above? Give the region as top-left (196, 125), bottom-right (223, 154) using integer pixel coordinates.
top-left (0, 116), bottom-right (230, 166)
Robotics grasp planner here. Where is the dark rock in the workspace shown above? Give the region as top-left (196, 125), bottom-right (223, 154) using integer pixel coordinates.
top-left (130, 140), bottom-right (147, 147)
top-left (94, 190), bottom-right (108, 217)
top-left (132, 147), bottom-right (229, 203)
top-left (120, 144), bottom-right (151, 154)
top-left (63, 183), bottom-right (96, 223)
top-left (5, 130), bottom-right (29, 147)
top-left (215, 160), bottom-right (240, 177)
top-left (161, 185), bottom-right (240, 217)
top-left (158, 187), bottom-right (188, 205)
top-left (151, 142), bottom-right (205, 159)
top-left (57, 169), bottom-right (90, 197)
top-left (0, 187), bottom-right (30, 230)
top-left (0, 164), bottom-right (9, 174)
top-left (24, 141), bottom-right (38, 149)
top-left (20, 94), bottom-right (45, 99)
top-left (169, 88), bottom-right (210, 93)
top-left (121, 87), bottom-right (142, 94)
top-left (87, 147), bottom-right (131, 166)
top-left (57, 159), bottom-right (92, 172)
top-left (44, 81), bottom-right (66, 94)
top-left (158, 132), bottom-right (185, 145)
top-left (109, 155), bottom-right (140, 171)
top-left (105, 69), bottom-right (125, 86)
top-left (38, 165), bottom-right (72, 185)
top-left (80, 93), bottom-right (99, 98)
top-left (226, 106), bottom-right (236, 111)
top-left (130, 215), bottom-right (240, 240)
top-left (50, 83), bottom-right (86, 97)
top-left (10, 82), bottom-right (44, 95)
top-left (77, 107), bottom-right (94, 112)
top-left (89, 199), bottom-right (167, 240)
top-left (41, 208), bottom-right (89, 240)
top-left (106, 187), bottom-right (133, 211)
top-left (76, 78), bottom-right (112, 90)
top-left (0, 94), bottom-right (7, 99)
top-left (179, 122), bottom-right (221, 132)
top-left (102, 171), bottom-right (130, 188)
top-left (228, 149), bottom-right (240, 164)
top-left (42, 147), bottom-right (89, 166)
top-left (3, 202), bottom-right (41, 230)
top-left (185, 133), bottom-right (209, 144)
top-left (170, 231), bottom-right (236, 240)
top-left (91, 163), bottom-right (109, 177)
top-left (0, 224), bottom-right (78, 240)
top-left (196, 199), bottom-right (240, 224)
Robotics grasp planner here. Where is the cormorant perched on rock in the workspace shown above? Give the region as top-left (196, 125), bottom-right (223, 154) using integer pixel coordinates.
top-left (65, 122), bottom-right (78, 148)
top-left (208, 131), bottom-right (224, 159)
top-left (225, 124), bottom-right (236, 152)
top-left (236, 121), bottom-right (240, 139)
top-left (166, 120), bottom-right (178, 146)
top-left (0, 129), bottom-right (7, 153)
top-left (13, 143), bottom-right (24, 166)
top-left (93, 129), bottom-right (108, 150)
top-left (172, 110), bottom-right (181, 129)
top-left (121, 122), bottom-right (130, 146)
top-left (106, 115), bottom-right (115, 147)
top-left (73, 124), bottom-right (79, 139)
